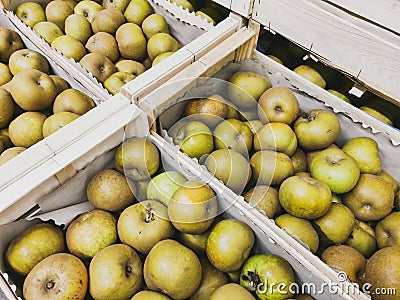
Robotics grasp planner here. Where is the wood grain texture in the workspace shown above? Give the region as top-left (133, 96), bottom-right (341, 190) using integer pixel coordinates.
top-left (252, 0), bottom-right (400, 105)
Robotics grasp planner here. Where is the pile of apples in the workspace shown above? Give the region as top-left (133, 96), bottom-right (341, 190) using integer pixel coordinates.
top-left (14, 0), bottom-right (225, 95)
top-left (4, 137), bottom-right (306, 300)
top-left (0, 26), bottom-right (95, 166)
top-left (165, 71), bottom-right (400, 298)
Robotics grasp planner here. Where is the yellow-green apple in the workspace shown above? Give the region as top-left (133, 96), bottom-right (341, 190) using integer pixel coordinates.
top-left (0, 26), bottom-right (24, 63)
top-left (294, 65), bottom-right (326, 88)
top-left (64, 14), bottom-right (92, 44)
top-left (73, 0), bottom-right (103, 23)
top-left (142, 13), bottom-right (169, 39)
top-left (185, 94), bottom-right (228, 128)
top-left (79, 52), bottom-right (116, 83)
top-left (0, 88), bottom-right (14, 128)
top-left (33, 21), bottom-right (63, 44)
top-left (244, 185), bottom-right (281, 219)
top-left (42, 112), bottom-right (80, 137)
top-left (116, 23), bottom-right (147, 61)
top-left (342, 137), bottom-right (381, 174)
top-left (375, 212), bottom-right (400, 248)
top-left (210, 283), bottom-right (255, 299)
top-left (147, 171), bottom-right (186, 206)
top-left (8, 112), bottom-right (46, 147)
top-left (115, 59), bottom-right (146, 76)
top-left (8, 49), bottom-right (49, 75)
top-left (91, 8), bottom-right (125, 34)
top-left (345, 220), bottom-right (377, 258)
top-left (294, 109), bottom-right (340, 150)
top-left (16, 2), bottom-right (46, 28)
top-left (147, 33), bottom-right (180, 61)
top-left (258, 86), bottom-right (299, 124)
top-left (52, 35), bottom-right (86, 61)
top-left (291, 148), bottom-right (307, 173)
top-left (279, 175), bottom-right (332, 219)
top-left (103, 71), bottom-right (135, 95)
top-left (328, 89), bottom-right (351, 103)
top-left (124, 0), bottom-right (154, 25)
top-left (45, 0), bottom-right (73, 31)
top-left (53, 88), bottom-right (95, 115)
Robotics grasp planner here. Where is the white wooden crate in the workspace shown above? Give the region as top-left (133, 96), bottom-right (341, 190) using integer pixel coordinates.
top-left (212, 0), bottom-right (254, 17)
top-left (2, 0), bottom-right (239, 103)
top-left (137, 27), bottom-right (400, 299)
top-left (0, 121), bottom-right (344, 300)
top-left (251, 0), bottom-right (400, 107)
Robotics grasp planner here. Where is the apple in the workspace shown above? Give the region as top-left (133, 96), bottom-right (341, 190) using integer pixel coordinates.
top-left (253, 122), bottom-right (297, 156)
top-left (244, 119), bottom-right (263, 135)
top-left (147, 171), bottom-right (186, 206)
top-left (309, 148), bottom-right (360, 194)
top-left (293, 65), bottom-right (326, 88)
top-left (73, 0), bottom-right (103, 23)
top-left (45, 0), bottom-right (74, 31)
top-left (328, 89), bottom-right (351, 103)
top-left (185, 94), bottom-right (228, 128)
top-left (360, 106), bottom-right (393, 126)
top-left (51, 35), bottom-right (86, 62)
top-left (294, 109), bottom-right (340, 150)
top-left (33, 21), bottom-right (63, 44)
top-left (64, 13), bottom-right (92, 44)
top-left (244, 185), bottom-right (281, 219)
top-left (168, 119), bottom-right (213, 159)
top-left (258, 86), bottom-right (299, 124)
top-left (240, 254), bottom-right (295, 300)
top-left (378, 171), bottom-right (399, 193)
top-left (168, 181), bottom-right (217, 234)
top-left (210, 283), bottom-right (255, 299)
top-left (279, 175), bottom-right (332, 219)
top-left (103, 71), bottom-right (136, 95)
top-left (375, 212), bottom-right (400, 248)
top-left (118, 200), bottom-right (175, 254)
top-left (228, 71), bottom-right (271, 109)
top-left (206, 219), bottom-right (254, 272)
top-left (345, 220), bottom-right (377, 258)
top-left (250, 150), bottom-right (294, 186)
top-left (0, 26), bottom-right (24, 63)
top-left (291, 148), bottom-right (307, 173)
top-left (8, 49), bottom-right (49, 75)
top-left (16, 2), bottom-right (46, 28)
top-left (213, 119), bottom-right (253, 157)
top-left (204, 148), bottom-right (251, 194)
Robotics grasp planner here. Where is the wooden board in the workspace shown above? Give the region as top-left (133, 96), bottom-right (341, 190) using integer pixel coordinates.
top-left (211, 0), bottom-right (253, 17)
top-left (252, 0), bottom-right (400, 106)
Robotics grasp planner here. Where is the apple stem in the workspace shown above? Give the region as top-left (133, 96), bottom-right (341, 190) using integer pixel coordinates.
top-left (303, 112), bottom-right (315, 122)
top-left (241, 271), bottom-right (260, 291)
top-left (126, 265), bottom-right (132, 275)
top-left (145, 208), bottom-right (155, 223)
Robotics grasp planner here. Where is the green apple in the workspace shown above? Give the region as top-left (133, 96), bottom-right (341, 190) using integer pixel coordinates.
top-left (10, 69), bottom-right (56, 111)
top-left (118, 200), bottom-right (175, 254)
top-left (0, 26), bottom-right (24, 63)
top-left (375, 212), bottom-right (400, 248)
top-left (275, 214), bottom-right (319, 253)
top-left (152, 51), bottom-right (174, 66)
top-left (16, 2), bottom-right (46, 28)
top-left (103, 71), bottom-right (136, 95)
top-left (253, 122), bottom-right (297, 156)
top-left (42, 111), bottom-right (80, 137)
top-left (52, 35), bottom-right (86, 61)
top-left (342, 137), bottom-right (382, 175)
top-left (45, 0), bottom-right (74, 31)
top-left (228, 71), bottom-right (271, 109)
top-left (213, 119), bottom-right (253, 157)
top-left (115, 59), bottom-right (146, 76)
top-left (147, 171), bottom-right (186, 206)
top-left (205, 148), bottom-right (251, 194)
top-left (240, 254), bottom-right (295, 300)
top-left (244, 185), bottom-right (281, 219)
top-left (244, 119), bottom-right (263, 135)
top-left (66, 209), bottom-right (117, 259)
top-left (0, 147), bottom-right (26, 165)
top-left (291, 148), bottom-right (307, 174)
top-left (310, 148), bottom-right (360, 194)
top-left (102, 0), bottom-right (130, 13)
top-left (79, 52), bottom-right (116, 84)
top-left (8, 112), bottom-right (46, 147)
top-left (8, 49), bottom-right (49, 75)
top-left (279, 175), bottom-right (332, 219)
top-left (53, 88), bottom-right (95, 115)
top-left (147, 32), bottom-right (180, 61)
top-left (314, 203), bottom-right (356, 244)
top-left (168, 119), bottom-right (213, 159)
top-left (33, 21), bottom-right (63, 44)
top-left (250, 150), bottom-right (293, 186)
top-left (210, 283), bottom-right (255, 299)
top-left (346, 220), bottom-right (377, 258)
top-left (65, 14), bottom-right (92, 44)
top-left (142, 13), bottom-right (169, 39)
top-left (73, 0), bottom-right (103, 23)
top-left (267, 55), bottom-right (284, 65)
top-left (293, 65), bottom-right (326, 88)
top-left (342, 174), bottom-right (394, 221)
top-left (168, 181), bottom-right (217, 234)
top-left (258, 86), bottom-right (299, 124)
top-left (116, 23), bottom-right (147, 61)
top-left (360, 106), bottom-right (393, 126)
top-left (294, 109), bottom-right (340, 150)
top-left (89, 244), bottom-right (143, 299)
top-left (328, 89), bottom-right (351, 103)
top-left (206, 219), bottom-right (254, 272)
top-left (0, 88), bottom-right (14, 128)
top-left (124, 0), bottom-right (154, 25)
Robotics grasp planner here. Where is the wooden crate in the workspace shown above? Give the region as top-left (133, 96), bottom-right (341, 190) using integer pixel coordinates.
top-left (251, 0), bottom-right (400, 107)
top-left (212, 0), bottom-right (254, 18)
top-left (0, 115), bottom-right (344, 300)
top-left (2, 0), bottom-right (238, 102)
top-left (137, 27), bottom-right (400, 299)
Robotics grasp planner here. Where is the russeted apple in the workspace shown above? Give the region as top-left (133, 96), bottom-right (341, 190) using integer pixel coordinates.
top-left (342, 174), bottom-right (394, 221)
top-left (142, 13), bottom-right (170, 39)
top-left (169, 119), bottom-right (214, 159)
top-left (64, 14), bottom-right (92, 45)
top-left (176, 228), bottom-right (211, 256)
top-left (23, 253), bottom-right (88, 300)
top-left (144, 239), bottom-right (202, 299)
top-left (291, 148), bottom-right (307, 173)
top-left (0, 26), bottom-right (24, 63)
top-left (185, 94), bottom-right (228, 128)
top-left (279, 175), bottom-right (332, 219)
top-left (244, 119), bottom-right (263, 135)
top-left (253, 122), bottom-right (297, 156)
top-left (363, 247), bottom-right (400, 300)
top-left (258, 86), bottom-right (299, 124)
top-left (89, 244), bottom-right (143, 299)
top-left (6, 223), bottom-right (65, 276)
top-left (114, 137), bottom-right (160, 180)
top-left (86, 32), bottom-right (120, 63)
top-left (294, 109), bottom-right (340, 151)
top-left (0, 147), bottom-right (25, 165)
top-left (213, 119), bottom-right (253, 156)
top-left (190, 257), bottom-right (229, 300)
top-left (9, 111), bottom-right (47, 148)
top-left (244, 185), bottom-right (281, 218)
top-left (205, 148), bottom-right (251, 194)
top-left (8, 48), bottom-right (49, 75)
top-left (147, 171), bottom-right (186, 206)
top-left (210, 283), bottom-right (255, 300)
top-left (378, 171), bottom-right (399, 193)
top-left (375, 212), bottom-right (400, 249)
top-left (118, 200), bottom-right (175, 254)
top-left (152, 51), bottom-right (175, 66)
top-left (275, 214), bottom-right (319, 254)
top-left (310, 148), bottom-right (360, 194)
top-left (147, 33), bottom-right (180, 61)
top-left (206, 219), bottom-right (254, 273)
top-left (115, 59), bottom-right (146, 76)
top-left (321, 245), bottom-right (366, 285)
top-left (42, 111), bottom-right (80, 137)
top-left (91, 8), bottom-right (125, 34)
top-left (342, 137), bottom-right (382, 175)
top-left (53, 88), bottom-right (95, 115)
top-left (79, 52), bottom-right (116, 83)
top-left (228, 71), bottom-right (271, 109)
top-left (102, 0), bottom-right (130, 13)
top-left (0, 89), bottom-right (14, 128)
top-left (250, 150), bottom-right (294, 186)
top-left (45, 0), bottom-right (74, 31)
top-left (73, 0), bottom-right (103, 23)
top-left (345, 220), bottom-right (377, 258)
top-left (240, 254), bottom-right (296, 300)
top-left (168, 181), bottom-right (217, 234)
top-left (116, 23), bottom-right (147, 61)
